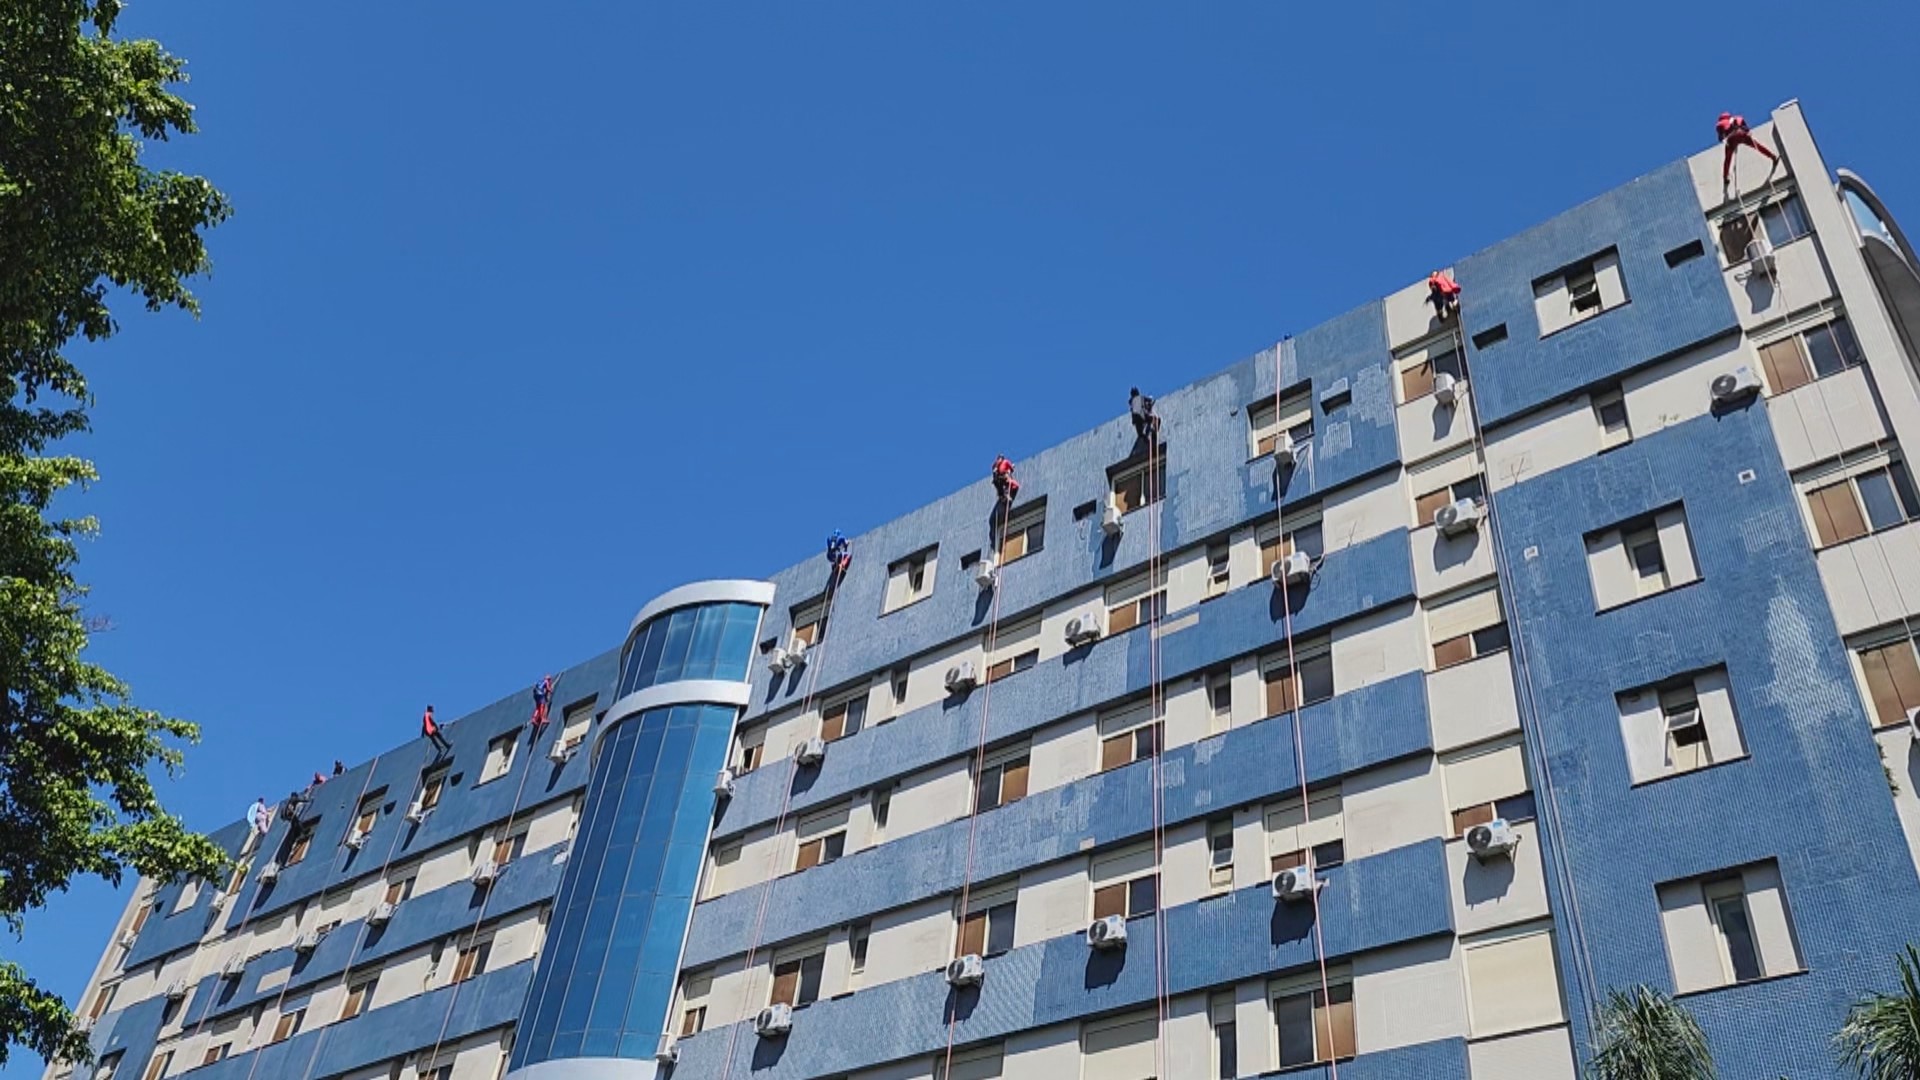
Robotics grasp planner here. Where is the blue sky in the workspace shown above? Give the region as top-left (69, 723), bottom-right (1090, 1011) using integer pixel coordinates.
top-left (11, 0), bottom-right (1920, 1071)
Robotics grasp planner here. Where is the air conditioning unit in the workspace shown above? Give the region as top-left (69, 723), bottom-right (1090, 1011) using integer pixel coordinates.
top-left (795, 737), bottom-right (827, 767)
top-left (1272, 866), bottom-right (1321, 902)
top-left (258, 860), bottom-right (281, 884)
top-left (945, 661), bottom-right (979, 694)
top-left (1433, 371), bottom-right (1459, 406)
top-left (946, 952), bottom-right (986, 987)
top-left (368, 901), bottom-right (397, 927)
top-left (404, 799), bottom-right (432, 826)
top-left (713, 768), bottom-right (736, 799)
top-left (547, 739), bottom-right (578, 765)
top-left (754, 1003), bottom-right (793, 1038)
top-left (1085, 915), bottom-right (1128, 950)
top-left (1271, 430), bottom-right (1297, 467)
top-left (345, 828), bottom-right (370, 851)
top-left (655, 1036), bottom-right (680, 1066)
top-left (1271, 550), bottom-right (1313, 587)
top-left (1435, 499), bottom-right (1484, 537)
top-left (767, 645), bottom-right (792, 674)
top-left (471, 860), bottom-right (501, 886)
top-left (1467, 819), bottom-right (1521, 862)
top-left (209, 893), bottom-right (228, 915)
top-left (74, 1016), bottom-right (94, 1035)
top-left (1064, 608), bottom-right (1107, 647)
top-left (293, 930), bottom-right (323, 954)
top-left (117, 929), bottom-right (137, 950)
top-left (164, 978), bottom-right (189, 1001)
top-left (785, 638), bottom-right (810, 669)
top-left (1101, 495), bottom-right (1125, 537)
top-left (1711, 366), bottom-right (1763, 404)
top-left (220, 955), bottom-right (247, 980)
top-left (973, 555), bottom-right (999, 590)
top-left (1745, 236), bottom-right (1777, 275)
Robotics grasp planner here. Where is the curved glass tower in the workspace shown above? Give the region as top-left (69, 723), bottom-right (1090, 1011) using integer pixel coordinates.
top-left (508, 581), bottom-right (773, 1080)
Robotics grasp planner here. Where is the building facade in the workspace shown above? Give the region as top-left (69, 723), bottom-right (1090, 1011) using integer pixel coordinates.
top-left (54, 100), bottom-right (1920, 1080)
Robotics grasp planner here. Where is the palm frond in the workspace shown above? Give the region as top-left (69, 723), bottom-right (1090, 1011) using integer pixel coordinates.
top-left (1835, 945), bottom-right (1920, 1079)
top-left (1587, 985), bottom-right (1716, 1080)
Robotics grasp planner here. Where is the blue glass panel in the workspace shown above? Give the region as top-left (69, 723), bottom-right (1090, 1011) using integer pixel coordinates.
top-left (633, 620), bottom-right (668, 691)
top-left (580, 1029), bottom-right (620, 1058)
top-left (545, 1030), bottom-right (583, 1062)
top-left (618, 1031), bottom-right (659, 1061)
top-left (683, 605), bottom-right (726, 681)
top-left (716, 604), bottom-right (760, 681)
top-left (655, 609), bottom-right (696, 685)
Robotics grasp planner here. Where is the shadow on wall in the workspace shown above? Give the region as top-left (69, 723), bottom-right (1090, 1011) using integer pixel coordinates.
top-left (1269, 894), bottom-right (1317, 948)
top-left (944, 984), bottom-right (981, 1025)
top-left (1742, 268), bottom-right (1777, 316)
top-left (1461, 851), bottom-right (1518, 907)
top-left (1085, 945), bottom-right (1127, 990)
top-left (1428, 399), bottom-right (1459, 443)
top-left (751, 1030), bottom-right (789, 1070)
top-left (1431, 529), bottom-right (1483, 576)
top-left (1267, 580), bottom-right (1310, 622)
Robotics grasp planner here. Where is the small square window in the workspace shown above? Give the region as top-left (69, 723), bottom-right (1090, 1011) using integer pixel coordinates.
top-left (883, 548), bottom-right (939, 614)
top-left (1205, 544), bottom-right (1230, 599)
top-left (479, 732), bottom-right (517, 784)
top-left (1592, 388), bottom-right (1631, 451)
top-left (999, 504), bottom-right (1046, 564)
top-left (1110, 453), bottom-right (1167, 515)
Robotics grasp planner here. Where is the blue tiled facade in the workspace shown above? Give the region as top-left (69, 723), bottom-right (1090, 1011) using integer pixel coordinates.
top-left (67, 109), bottom-right (1920, 1080)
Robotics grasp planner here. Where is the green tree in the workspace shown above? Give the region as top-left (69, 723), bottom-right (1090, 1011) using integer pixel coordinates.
top-left (1835, 945), bottom-right (1920, 1079)
top-left (1587, 986), bottom-right (1717, 1080)
top-left (1, 0), bottom-right (229, 1066)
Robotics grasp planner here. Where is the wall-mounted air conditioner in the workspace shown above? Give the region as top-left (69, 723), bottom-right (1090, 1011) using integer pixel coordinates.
top-left (1467, 819), bottom-right (1520, 862)
top-left (1085, 915), bottom-right (1128, 950)
top-left (1272, 550), bottom-right (1313, 586)
top-left (1711, 366), bottom-right (1763, 404)
top-left (1435, 499), bottom-right (1484, 537)
top-left (945, 661), bottom-right (979, 694)
top-left (754, 1004), bottom-right (793, 1038)
top-left (795, 737), bottom-right (827, 767)
top-left (946, 953), bottom-right (986, 987)
top-left (1064, 608), bottom-right (1107, 647)
top-left (1101, 495), bottom-right (1125, 537)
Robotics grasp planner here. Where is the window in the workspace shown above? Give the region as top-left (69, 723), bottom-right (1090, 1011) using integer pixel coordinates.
top-left (847, 923), bottom-right (870, 979)
top-left (383, 872), bottom-right (416, 907)
top-left (1533, 249), bottom-right (1626, 335)
top-left (224, 861), bottom-right (250, 898)
top-left (1205, 543), bottom-right (1230, 599)
top-left (1592, 388), bottom-right (1631, 451)
top-left (1249, 390), bottom-right (1313, 458)
top-left (1757, 315), bottom-right (1866, 394)
top-left (202, 1044), bottom-right (231, 1066)
top-left (1427, 586), bottom-right (1509, 670)
top-left (956, 881), bottom-right (1017, 958)
top-left (556, 699), bottom-right (594, 755)
top-left (735, 730), bottom-right (765, 774)
top-left (975, 743), bottom-right (1030, 813)
top-left (1110, 452), bottom-right (1167, 515)
top-left (883, 547), bottom-right (939, 613)
top-left (141, 1050), bottom-right (173, 1080)
top-left (1856, 629), bottom-right (1920, 728)
top-left (869, 786), bottom-right (892, 837)
top-left (129, 897), bottom-right (155, 937)
top-left (934, 1043), bottom-right (1004, 1080)
top-left (769, 946), bottom-right (826, 1008)
top-left (490, 829), bottom-right (527, 869)
top-left (1266, 791), bottom-right (1344, 872)
top-left (1585, 506), bottom-right (1698, 609)
top-left (984, 618), bottom-right (1041, 684)
top-left (999, 503), bottom-right (1046, 564)
top-left (94, 1051), bottom-right (123, 1080)
top-left (1210, 993), bottom-right (1237, 1080)
top-left (1414, 472), bottom-right (1486, 529)
top-left (1463, 923), bottom-right (1566, 1036)
top-left (1207, 818), bottom-right (1235, 890)
top-left (1207, 671), bottom-right (1232, 735)
top-left (417, 769), bottom-right (448, 814)
top-left (679, 971), bottom-right (712, 1036)
top-left (269, 1005), bottom-right (307, 1044)
top-left (87, 982), bottom-right (117, 1021)
top-left (451, 938), bottom-right (491, 983)
top-left (1444, 740), bottom-right (1535, 837)
top-left (284, 831), bottom-right (313, 868)
top-left (706, 843), bottom-right (740, 899)
top-left (1272, 969), bottom-right (1355, 1068)
top-left (1616, 668), bottom-right (1745, 784)
top-left (1091, 844), bottom-right (1159, 921)
top-left (1105, 569), bottom-right (1166, 634)
top-left (820, 693), bottom-right (866, 742)
top-left (351, 792), bottom-right (382, 839)
top-left (888, 667), bottom-right (909, 713)
top-left (1657, 861), bottom-right (1800, 992)
top-left (340, 976), bottom-right (377, 1021)
top-left (794, 804), bottom-right (850, 871)
top-left (1398, 342), bottom-right (1464, 403)
top-left (480, 733), bottom-right (517, 784)
top-left (1258, 510), bottom-right (1324, 579)
top-left (1566, 266), bottom-right (1601, 317)
top-left (1720, 195), bottom-right (1812, 263)
top-left (1097, 702), bottom-right (1161, 773)
top-left (1801, 454), bottom-right (1920, 547)
top-left (790, 598), bottom-right (827, 647)
top-left (1081, 1011), bottom-right (1157, 1080)
top-left (1262, 639), bottom-right (1333, 717)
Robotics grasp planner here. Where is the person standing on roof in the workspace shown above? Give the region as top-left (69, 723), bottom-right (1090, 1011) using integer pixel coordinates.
top-left (991, 455), bottom-right (1020, 503)
top-left (826, 531), bottom-right (851, 573)
top-left (1427, 270), bottom-right (1461, 321)
top-left (1128, 388), bottom-right (1158, 440)
top-left (1717, 112), bottom-right (1778, 189)
top-left (530, 674), bottom-right (555, 736)
top-left (422, 705), bottom-right (451, 755)
top-left (249, 796), bottom-right (272, 835)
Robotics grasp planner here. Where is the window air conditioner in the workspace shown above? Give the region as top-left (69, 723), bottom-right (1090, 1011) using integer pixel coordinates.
top-left (1064, 608), bottom-right (1107, 647)
top-left (1433, 371), bottom-right (1458, 406)
top-left (1271, 430), bottom-right (1296, 467)
top-left (1101, 495), bottom-right (1125, 537)
top-left (368, 901), bottom-right (397, 927)
top-left (164, 978), bottom-right (190, 1001)
top-left (293, 930), bottom-right (323, 954)
top-left (405, 799), bottom-right (431, 825)
top-left (470, 860), bottom-right (501, 886)
top-left (258, 860), bottom-right (281, 884)
top-left (973, 555), bottom-right (999, 590)
top-left (754, 1003), bottom-right (793, 1038)
top-left (345, 828), bottom-right (370, 851)
top-left (713, 768), bottom-right (736, 799)
top-left (655, 1036), bottom-right (680, 1066)
top-left (547, 739), bottom-right (578, 765)
top-left (1272, 550), bottom-right (1314, 587)
top-left (1466, 819), bottom-right (1521, 862)
top-left (795, 737), bottom-right (827, 767)
top-left (1272, 865), bottom-right (1321, 902)
top-left (1711, 366), bottom-right (1763, 404)
top-left (1085, 915), bottom-right (1128, 950)
top-left (945, 661), bottom-right (979, 694)
top-left (1435, 499), bottom-right (1484, 537)
top-left (1745, 235), bottom-right (1777, 275)
top-left (946, 953), bottom-right (986, 987)
top-left (220, 955), bottom-right (248, 980)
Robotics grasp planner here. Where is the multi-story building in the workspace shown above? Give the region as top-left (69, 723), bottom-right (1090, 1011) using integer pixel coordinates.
top-left (55, 99), bottom-right (1920, 1080)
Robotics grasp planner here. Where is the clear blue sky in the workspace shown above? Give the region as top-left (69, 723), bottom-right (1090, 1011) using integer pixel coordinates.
top-left (12, 0), bottom-right (1920, 1072)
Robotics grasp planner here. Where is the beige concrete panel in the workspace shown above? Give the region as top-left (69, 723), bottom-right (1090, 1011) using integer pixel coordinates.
top-left (1449, 824), bottom-right (1552, 937)
top-left (862, 897), bottom-right (953, 988)
top-left (1655, 506), bottom-right (1700, 587)
top-left (1398, 386), bottom-right (1477, 470)
top-left (1412, 522), bottom-right (1497, 600)
top-left (1463, 924), bottom-right (1564, 1037)
top-left (523, 797), bottom-right (578, 856)
top-left (888, 757), bottom-right (972, 843)
top-left (370, 943), bottom-right (436, 1009)
top-left (1002, 1022), bottom-right (1080, 1080)
top-left (1332, 601), bottom-right (1423, 693)
top-left (1687, 119), bottom-right (1789, 213)
top-left (1387, 276), bottom-right (1452, 352)
top-left (491, 908), bottom-right (545, 968)
top-left (1769, 363), bottom-right (1889, 472)
top-left (1695, 669), bottom-right (1746, 764)
top-left (1742, 862), bottom-right (1803, 977)
top-left (722, 823), bottom-right (786, 897)
top-left (852, 1059), bottom-right (935, 1080)
top-left (1815, 522), bottom-right (1920, 636)
top-left (1353, 935), bottom-right (1467, 1052)
top-left (1615, 687), bottom-right (1666, 785)
top-left (1231, 805), bottom-right (1267, 891)
top-left (418, 839), bottom-right (481, 897)
top-left (1158, 819), bottom-right (1212, 909)
top-left (1585, 528), bottom-right (1632, 612)
top-left (1428, 652), bottom-right (1522, 753)
top-left (1728, 235), bottom-right (1836, 329)
top-left (1162, 672), bottom-right (1214, 753)
top-left (701, 956), bottom-right (756, 1030)
top-left (1234, 980), bottom-right (1271, 1077)
top-left (1879, 729), bottom-right (1920, 882)
top-left (1466, 1025), bottom-right (1578, 1080)
top-left (1656, 878), bottom-right (1721, 993)
top-left (1485, 394), bottom-right (1597, 493)
top-left (1164, 544), bottom-right (1215, 617)
top-left (1162, 991), bottom-right (1213, 1080)
top-left (1027, 712), bottom-right (1097, 798)
top-left (1013, 856), bottom-right (1089, 947)
top-left (1620, 333), bottom-right (1748, 439)
top-left (1226, 656), bottom-right (1264, 732)
top-left (1343, 756), bottom-right (1444, 861)
top-left (1321, 468), bottom-right (1409, 551)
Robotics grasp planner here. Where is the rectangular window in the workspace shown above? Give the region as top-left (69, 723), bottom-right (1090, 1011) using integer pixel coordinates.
top-left (1534, 249), bottom-right (1626, 335)
top-left (1444, 740), bottom-right (1535, 837)
top-left (451, 938), bottom-right (491, 983)
top-left (142, 1050), bottom-right (173, 1080)
top-left (351, 792), bottom-right (382, 839)
top-left (735, 730), bottom-right (765, 774)
top-left (769, 948), bottom-right (826, 1008)
top-left (1211, 993), bottom-right (1237, 1080)
top-left (384, 872), bottom-right (416, 907)
top-left (956, 881), bottom-right (1017, 958)
top-left (1259, 510), bottom-right (1324, 579)
top-left (1414, 472), bottom-right (1486, 528)
top-left (883, 548), bottom-right (939, 614)
top-left (556, 699), bottom-right (595, 755)
top-left (1657, 862), bottom-right (1802, 992)
top-left (706, 843), bottom-right (740, 899)
top-left (1262, 639), bottom-right (1334, 716)
top-left (480, 733), bottom-right (516, 784)
top-left (1266, 791), bottom-right (1344, 872)
top-left (268, 1006), bottom-right (306, 1044)
top-left (1105, 569), bottom-right (1167, 635)
top-left (88, 983), bottom-right (117, 1021)
top-left (820, 694), bottom-right (867, 742)
top-left (490, 829), bottom-right (527, 868)
top-left (1723, 195), bottom-right (1812, 263)
top-left (678, 971), bottom-right (712, 1036)
top-left (1091, 844), bottom-right (1159, 921)
top-left (1272, 970), bottom-right (1356, 1068)
top-left (1207, 670), bottom-right (1233, 735)
top-left (1705, 880), bottom-right (1764, 982)
top-left (202, 1044), bottom-right (230, 1066)
top-left (933, 1043), bottom-right (1004, 1080)
top-left (1249, 390), bottom-right (1314, 458)
top-left (888, 666), bottom-right (909, 713)
top-left (1616, 667), bottom-right (1745, 784)
top-left (1585, 506), bottom-right (1698, 609)
top-left (1097, 702), bottom-right (1161, 773)
top-left (283, 831), bottom-right (313, 867)
top-left (984, 618), bottom-right (1041, 684)
top-left (1801, 455), bottom-right (1920, 547)
top-left (1081, 1011), bottom-right (1157, 1080)
top-left (1110, 453), bottom-right (1167, 515)
top-left (1207, 817), bottom-right (1235, 890)
top-left (1857, 630), bottom-right (1920, 728)
top-left (847, 924), bottom-right (870, 978)
top-left (794, 804), bottom-right (850, 871)
top-left (1463, 923), bottom-right (1566, 1036)
top-left (869, 785), bottom-right (892, 836)
top-left (790, 598), bottom-right (827, 647)
top-left (1398, 342), bottom-right (1464, 403)
top-left (1427, 586), bottom-right (1509, 669)
top-left (1205, 543), bottom-right (1231, 599)
top-left (975, 743), bottom-right (1031, 813)
top-left (999, 504), bottom-right (1046, 564)
top-left (1590, 388), bottom-right (1631, 451)
top-left (1758, 315), bottom-right (1867, 394)
top-left (130, 897), bottom-right (155, 936)
top-left (340, 975), bottom-right (377, 1021)
top-left (418, 769), bottom-right (448, 813)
